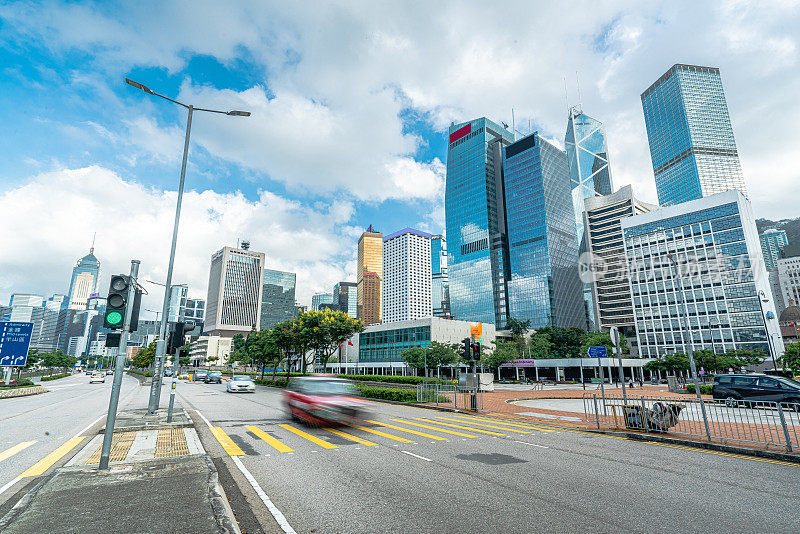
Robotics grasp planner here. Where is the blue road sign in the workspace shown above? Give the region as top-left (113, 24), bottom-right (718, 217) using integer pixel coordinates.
top-left (0, 321), bottom-right (34, 367)
top-left (587, 345), bottom-right (607, 358)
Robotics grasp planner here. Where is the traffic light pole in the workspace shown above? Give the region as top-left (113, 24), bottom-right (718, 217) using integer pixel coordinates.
top-left (99, 260), bottom-right (139, 470)
top-left (148, 105), bottom-right (193, 414)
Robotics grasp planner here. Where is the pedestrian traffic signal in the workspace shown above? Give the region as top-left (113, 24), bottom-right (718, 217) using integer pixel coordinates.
top-left (471, 342), bottom-right (481, 361)
top-left (168, 322), bottom-right (186, 354)
top-left (461, 338), bottom-right (471, 361)
top-left (104, 275), bottom-right (130, 329)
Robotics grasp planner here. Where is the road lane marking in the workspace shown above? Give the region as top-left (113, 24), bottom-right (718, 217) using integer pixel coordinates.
top-left (401, 450), bottom-right (432, 462)
top-left (514, 440), bottom-right (549, 449)
top-left (389, 419), bottom-right (478, 438)
top-left (643, 441), bottom-right (800, 467)
top-left (454, 415), bottom-right (555, 432)
top-left (232, 456), bottom-right (297, 534)
top-left (20, 436), bottom-right (87, 477)
top-left (278, 424), bottom-right (338, 449)
top-left (323, 428), bottom-right (378, 446)
top-left (0, 441), bottom-right (37, 463)
top-left (246, 426), bottom-right (294, 452)
top-left (73, 414), bottom-right (106, 439)
top-left (210, 427), bottom-right (245, 456)
top-left (349, 425), bottom-right (414, 444)
top-left (438, 417), bottom-right (531, 433)
top-left (365, 421), bottom-right (448, 441)
top-left (413, 418), bottom-right (507, 436)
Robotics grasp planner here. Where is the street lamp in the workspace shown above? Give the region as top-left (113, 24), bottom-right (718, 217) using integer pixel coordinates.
top-left (125, 78), bottom-right (250, 414)
top-left (757, 289), bottom-right (778, 371)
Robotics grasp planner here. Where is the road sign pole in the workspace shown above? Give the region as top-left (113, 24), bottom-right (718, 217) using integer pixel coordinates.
top-left (3, 367), bottom-right (10, 386)
top-left (99, 260), bottom-right (140, 470)
top-left (610, 327), bottom-right (627, 405)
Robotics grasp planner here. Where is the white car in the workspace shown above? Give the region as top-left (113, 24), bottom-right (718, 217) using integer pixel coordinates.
top-left (89, 372), bottom-right (106, 383)
top-left (226, 376), bottom-right (255, 393)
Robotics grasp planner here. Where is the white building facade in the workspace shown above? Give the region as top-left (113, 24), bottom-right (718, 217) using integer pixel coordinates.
top-left (778, 257), bottom-right (800, 309)
top-left (382, 228), bottom-right (432, 324)
top-left (204, 246), bottom-right (265, 337)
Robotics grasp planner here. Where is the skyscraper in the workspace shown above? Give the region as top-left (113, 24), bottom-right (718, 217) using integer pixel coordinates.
top-left (565, 106), bottom-right (614, 330)
top-left (759, 228), bottom-right (788, 272)
top-left (445, 117), bottom-right (514, 326)
top-left (502, 132), bottom-right (586, 329)
top-left (357, 226), bottom-right (383, 325)
top-left (641, 64), bottom-right (747, 206)
top-left (334, 282), bottom-right (357, 318)
top-left (260, 268), bottom-right (297, 330)
top-left (311, 293), bottom-right (334, 311)
top-left (204, 245), bottom-right (265, 337)
top-left (430, 235), bottom-right (450, 318)
top-left (383, 228), bottom-right (432, 323)
top-left (67, 247), bottom-right (100, 310)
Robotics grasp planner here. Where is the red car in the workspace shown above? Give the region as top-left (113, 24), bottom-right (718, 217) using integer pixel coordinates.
top-left (284, 376), bottom-right (370, 426)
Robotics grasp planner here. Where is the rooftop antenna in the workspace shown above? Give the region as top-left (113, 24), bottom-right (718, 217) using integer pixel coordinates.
top-left (576, 70), bottom-right (583, 113)
top-left (511, 108), bottom-right (516, 141)
top-left (90, 232), bottom-right (96, 254)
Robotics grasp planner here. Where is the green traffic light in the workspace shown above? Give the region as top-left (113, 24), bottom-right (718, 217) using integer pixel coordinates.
top-left (106, 311), bottom-right (123, 326)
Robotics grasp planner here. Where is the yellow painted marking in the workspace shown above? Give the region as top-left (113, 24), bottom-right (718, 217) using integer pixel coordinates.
top-left (455, 415), bottom-right (555, 432)
top-left (210, 427), bottom-right (245, 456)
top-left (414, 418), bottom-right (507, 436)
top-left (324, 428), bottom-right (378, 446)
top-left (20, 436), bottom-right (86, 477)
top-left (246, 426), bottom-right (294, 452)
top-left (279, 424), bottom-right (338, 449)
top-left (350, 425), bottom-right (414, 444)
top-left (390, 419), bottom-right (478, 438)
top-left (365, 420), bottom-right (448, 441)
top-left (644, 441), bottom-right (799, 467)
top-left (0, 441), bottom-right (37, 463)
top-left (437, 417), bottom-right (531, 433)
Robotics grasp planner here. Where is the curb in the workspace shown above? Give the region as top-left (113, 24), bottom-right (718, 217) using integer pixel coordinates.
top-left (0, 471), bottom-right (55, 530)
top-left (204, 455), bottom-right (241, 534)
top-left (0, 386), bottom-right (48, 399)
top-left (125, 372), bottom-right (152, 385)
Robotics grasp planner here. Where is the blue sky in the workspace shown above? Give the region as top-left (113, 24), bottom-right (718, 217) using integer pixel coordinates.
top-left (1, 1), bottom-right (798, 313)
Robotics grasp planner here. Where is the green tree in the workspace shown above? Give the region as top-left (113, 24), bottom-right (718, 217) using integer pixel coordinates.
top-left (300, 309), bottom-right (365, 373)
top-left (483, 340), bottom-right (519, 377)
top-left (528, 330), bottom-right (553, 359)
top-left (23, 349), bottom-right (40, 370)
top-left (579, 331), bottom-right (629, 358)
top-left (546, 327), bottom-right (587, 358)
top-left (401, 347), bottom-right (427, 375)
top-left (780, 342), bottom-right (800, 375)
top-left (132, 341), bottom-right (157, 368)
top-left (427, 341), bottom-right (459, 369)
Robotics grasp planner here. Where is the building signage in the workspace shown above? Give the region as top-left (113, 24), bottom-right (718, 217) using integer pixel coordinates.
top-left (587, 346), bottom-right (608, 358)
top-left (499, 358), bottom-right (537, 368)
top-left (449, 123), bottom-right (471, 144)
top-left (0, 321), bottom-right (34, 367)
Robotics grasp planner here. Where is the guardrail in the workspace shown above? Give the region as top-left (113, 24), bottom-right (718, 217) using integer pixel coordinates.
top-left (417, 383), bottom-right (482, 411)
top-left (583, 393), bottom-right (800, 452)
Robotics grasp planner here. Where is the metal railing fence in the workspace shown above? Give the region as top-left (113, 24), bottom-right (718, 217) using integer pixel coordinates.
top-left (417, 383), bottom-right (482, 411)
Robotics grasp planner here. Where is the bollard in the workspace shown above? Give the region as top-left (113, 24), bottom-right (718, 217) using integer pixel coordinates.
top-left (592, 395), bottom-right (600, 429)
top-left (167, 379), bottom-right (177, 423)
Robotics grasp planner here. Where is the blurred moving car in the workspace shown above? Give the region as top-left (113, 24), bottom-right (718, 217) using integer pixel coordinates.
top-left (712, 374), bottom-right (800, 408)
top-left (284, 376), bottom-right (370, 426)
top-left (204, 371), bottom-right (222, 384)
top-left (194, 370), bottom-right (208, 382)
top-left (178, 372), bottom-right (192, 380)
top-left (89, 371), bottom-right (106, 384)
top-left (226, 376), bottom-right (255, 393)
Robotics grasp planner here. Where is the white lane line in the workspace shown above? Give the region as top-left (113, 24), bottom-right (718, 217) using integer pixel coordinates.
top-left (73, 414), bottom-right (105, 439)
top-left (0, 476), bottom-right (21, 497)
top-left (194, 408), bottom-right (296, 534)
top-left (514, 440), bottom-right (549, 449)
top-left (401, 450), bottom-right (432, 462)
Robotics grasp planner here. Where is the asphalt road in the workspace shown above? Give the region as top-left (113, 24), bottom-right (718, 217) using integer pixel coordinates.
top-left (178, 380), bottom-right (800, 534)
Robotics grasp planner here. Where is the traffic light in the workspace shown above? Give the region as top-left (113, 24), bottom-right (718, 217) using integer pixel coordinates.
top-left (461, 338), bottom-right (471, 360)
top-left (471, 342), bottom-right (480, 361)
top-left (129, 288), bottom-right (142, 332)
top-left (104, 275), bottom-right (131, 329)
top-left (168, 322), bottom-right (186, 354)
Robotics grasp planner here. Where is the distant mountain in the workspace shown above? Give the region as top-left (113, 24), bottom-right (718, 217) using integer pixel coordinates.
top-left (756, 216), bottom-right (800, 258)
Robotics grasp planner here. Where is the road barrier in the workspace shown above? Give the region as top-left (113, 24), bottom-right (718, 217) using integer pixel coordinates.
top-left (417, 383), bottom-right (483, 411)
top-left (583, 393), bottom-right (800, 452)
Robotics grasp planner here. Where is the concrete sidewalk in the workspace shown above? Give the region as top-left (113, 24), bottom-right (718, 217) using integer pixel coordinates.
top-left (0, 407), bottom-right (239, 534)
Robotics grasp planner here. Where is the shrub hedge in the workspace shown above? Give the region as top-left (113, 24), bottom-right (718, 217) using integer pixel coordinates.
top-left (127, 370), bottom-right (154, 377)
top-left (41, 373), bottom-right (70, 382)
top-left (253, 378), bottom-right (289, 388)
top-left (0, 379), bottom-right (35, 389)
top-left (337, 374), bottom-right (454, 386)
top-left (684, 384), bottom-right (713, 395)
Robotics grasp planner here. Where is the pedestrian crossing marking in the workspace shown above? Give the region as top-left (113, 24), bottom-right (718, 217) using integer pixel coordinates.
top-left (20, 436), bottom-right (86, 477)
top-left (349, 425), bottom-right (414, 444)
top-left (365, 420), bottom-right (448, 441)
top-left (436, 417), bottom-right (531, 433)
top-left (279, 424), bottom-right (338, 449)
top-left (210, 427), bottom-right (245, 456)
top-left (323, 428), bottom-right (378, 446)
top-left (0, 441), bottom-right (36, 463)
top-left (246, 426), bottom-right (294, 452)
top-left (413, 418), bottom-right (506, 436)
top-left (453, 415), bottom-right (555, 432)
top-left (389, 419), bottom-right (478, 438)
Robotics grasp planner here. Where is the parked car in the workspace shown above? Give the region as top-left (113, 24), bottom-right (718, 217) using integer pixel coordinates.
top-left (712, 374), bottom-right (800, 408)
top-left (226, 376), bottom-right (255, 393)
top-left (164, 369), bottom-right (174, 377)
top-left (194, 370), bottom-right (208, 382)
top-left (284, 376), bottom-right (370, 426)
top-left (205, 371), bottom-right (222, 384)
top-left (89, 371), bottom-right (106, 384)
top-left (178, 372), bottom-right (192, 380)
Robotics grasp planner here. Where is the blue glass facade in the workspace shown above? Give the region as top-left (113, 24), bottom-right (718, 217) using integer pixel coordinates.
top-left (503, 133), bottom-right (586, 329)
top-left (359, 325), bottom-right (431, 363)
top-left (260, 268), bottom-right (296, 330)
top-left (430, 235), bottom-right (450, 318)
top-left (641, 64), bottom-right (747, 206)
top-left (445, 118), bottom-right (514, 326)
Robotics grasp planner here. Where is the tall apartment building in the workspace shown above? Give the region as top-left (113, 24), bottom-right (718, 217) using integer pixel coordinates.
top-left (382, 228), bottom-right (432, 323)
top-left (759, 228), bottom-right (788, 272)
top-left (583, 185), bottom-right (658, 330)
top-left (311, 293), bottom-right (334, 311)
top-left (503, 132), bottom-right (586, 329)
top-left (204, 245), bottom-right (265, 337)
top-left (641, 64), bottom-right (747, 206)
top-left (445, 117), bottom-right (514, 326)
top-left (622, 190), bottom-right (783, 359)
top-left (334, 282), bottom-right (357, 318)
top-left (357, 226), bottom-right (383, 325)
top-left (431, 235), bottom-right (450, 318)
top-left (778, 257), bottom-right (800, 309)
top-left (66, 247), bottom-right (100, 310)
top-left (260, 268), bottom-right (297, 330)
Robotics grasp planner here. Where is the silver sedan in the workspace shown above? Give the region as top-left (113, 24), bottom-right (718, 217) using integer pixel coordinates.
top-left (226, 375), bottom-right (256, 393)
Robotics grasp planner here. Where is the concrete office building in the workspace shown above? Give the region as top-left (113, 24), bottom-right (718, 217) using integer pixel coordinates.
top-left (204, 245), bottom-right (265, 337)
top-left (431, 235), bottom-right (451, 318)
top-left (334, 282), bottom-right (357, 319)
top-left (622, 190), bottom-right (783, 360)
top-left (190, 335), bottom-right (233, 366)
top-left (67, 247), bottom-right (100, 310)
top-left (383, 228), bottom-right (432, 324)
top-left (357, 226), bottom-right (383, 325)
top-left (778, 257), bottom-right (800, 309)
top-left (260, 268), bottom-right (297, 330)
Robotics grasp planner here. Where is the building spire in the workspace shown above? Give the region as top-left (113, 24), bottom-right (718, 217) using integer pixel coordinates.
top-left (90, 232), bottom-right (96, 254)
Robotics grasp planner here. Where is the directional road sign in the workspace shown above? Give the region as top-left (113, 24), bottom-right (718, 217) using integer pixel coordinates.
top-left (587, 345), bottom-right (607, 358)
top-left (0, 321), bottom-right (34, 367)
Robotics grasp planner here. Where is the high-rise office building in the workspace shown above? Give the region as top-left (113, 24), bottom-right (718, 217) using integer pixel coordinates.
top-left (759, 228), bottom-right (788, 273)
top-left (168, 285), bottom-right (189, 323)
top-left (45, 294), bottom-right (67, 311)
top-left (311, 293), bottom-right (334, 311)
top-left (445, 117), bottom-right (514, 326)
top-left (260, 268), bottom-right (297, 330)
top-left (204, 245), bottom-right (265, 337)
top-left (67, 247), bottom-right (100, 310)
top-left (565, 106), bottom-right (614, 330)
top-left (357, 226), bottom-right (383, 325)
top-left (334, 282), bottom-right (357, 319)
top-left (383, 228), bottom-right (432, 323)
top-left (641, 64), bottom-right (747, 206)
top-left (778, 257), bottom-right (800, 309)
top-left (583, 185), bottom-right (658, 330)
top-left (623, 190), bottom-right (783, 359)
top-left (431, 235), bottom-right (450, 318)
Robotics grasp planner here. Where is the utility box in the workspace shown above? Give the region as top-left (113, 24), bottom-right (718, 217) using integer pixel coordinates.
top-left (667, 375), bottom-right (679, 393)
top-left (459, 373), bottom-right (494, 391)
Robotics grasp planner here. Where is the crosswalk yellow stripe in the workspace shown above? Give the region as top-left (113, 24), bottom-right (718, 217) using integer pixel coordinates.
top-left (454, 415), bottom-right (555, 432)
top-left (350, 425), bottom-right (414, 444)
top-left (414, 418), bottom-right (506, 436)
top-left (210, 427), bottom-right (245, 456)
top-left (365, 420), bottom-right (448, 441)
top-left (324, 428), bottom-right (378, 446)
top-left (436, 417), bottom-right (530, 433)
top-left (279, 424), bottom-right (338, 449)
top-left (390, 419), bottom-right (478, 438)
top-left (246, 426), bottom-right (293, 452)
top-left (0, 441), bottom-right (37, 463)
top-left (20, 436), bottom-right (86, 477)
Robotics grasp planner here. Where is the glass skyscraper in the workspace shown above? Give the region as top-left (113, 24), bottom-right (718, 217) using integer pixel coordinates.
top-left (445, 117), bottom-right (514, 326)
top-left (759, 228), bottom-right (788, 272)
top-left (641, 64), bottom-right (747, 206)
top-left (503, 132), bottom-right (586, 329)
top-left (260, 268), bottom-right (297, 330)
top-left (430, 235), bottom-right (450, 318)
top-left (565, 106), bottom-right (614, 330)
top-left (67, 247), bottom-right (100, 310)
